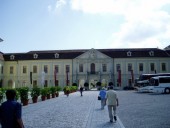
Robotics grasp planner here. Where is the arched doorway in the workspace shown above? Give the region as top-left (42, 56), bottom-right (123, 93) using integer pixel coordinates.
top-left (79, 79), bottom-right (85, 88)
top-left (89, 79), bottom-right (98, 89)
top-left (8, 80), bottom-right (15, 88)
top-left (101, 79), bottom-right (107, 88)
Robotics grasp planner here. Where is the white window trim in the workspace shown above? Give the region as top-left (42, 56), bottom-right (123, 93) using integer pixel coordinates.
top-left (149, 51), bottom-right (154, 56)
top-left (54, 53), bottom-right (59, 58)
top-left (33, 53), bottom-right (38, 59)
top-left (10, 55), bottom-right (15, 60)
top-left (127, 51), bottom-right (132, 56)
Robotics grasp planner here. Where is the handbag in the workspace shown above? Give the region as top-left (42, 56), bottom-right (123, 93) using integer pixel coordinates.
top-left (98, 96), bottom-right (101, 100)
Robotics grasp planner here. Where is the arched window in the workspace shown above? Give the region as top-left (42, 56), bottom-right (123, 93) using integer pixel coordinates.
top-left (91, 63), bottom-right (95, 74)
top-left (8, 80), bottom-right (13, 88)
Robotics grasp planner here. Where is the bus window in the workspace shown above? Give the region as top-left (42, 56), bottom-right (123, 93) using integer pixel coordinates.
top-left (159, 77), bottom-right (170, 83)
top-left (155, 80), bottom-right (159, 86)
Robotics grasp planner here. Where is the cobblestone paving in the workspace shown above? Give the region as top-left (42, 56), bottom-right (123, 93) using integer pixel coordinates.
top-left (117, 91), bottom-right (170, 128)
top-left (2, 90), bottom-right (170, 128)
top-left (21, 91), bottom-right (124, 128)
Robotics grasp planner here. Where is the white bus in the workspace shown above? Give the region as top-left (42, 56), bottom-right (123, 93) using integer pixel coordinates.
top-left (150, 76), bottom-right (170, 94)
top-left (137, 73), bottom-right (170, 93)
top-left (137, 73), bottom-right (170, 87)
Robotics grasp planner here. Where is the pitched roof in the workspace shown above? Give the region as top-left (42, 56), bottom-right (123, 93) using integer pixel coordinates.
top-left (3, 48), bottom-right (170, 61)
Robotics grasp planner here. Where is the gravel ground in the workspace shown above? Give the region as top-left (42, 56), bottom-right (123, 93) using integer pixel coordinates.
top-left (22, 91), bottom-right (95, 128)
top-left (117, 91), bottom-right (170, 128)
top-left (1, 91), bottom-right (125, 128)
top-left (2, 90), bottom-right (169, 128)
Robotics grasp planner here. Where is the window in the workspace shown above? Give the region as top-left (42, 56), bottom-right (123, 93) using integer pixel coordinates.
top-left (44, 80), bottom-right (48, 87)
top-left (33, 54), bottom-right (38, 59)
top-left (150, 63), bottom-right (155, 71)
top-left (116, 64), bottom-right (121, 71)
top-left (128, 63), bottom-right (132, 71)
top-left (33, 65), bottom-right (37, 73)
top-left (55, 80), bottom-right (59, 86)
top-left (10, 66), bottom-right (14, 74)
top-left (79, 64), bottom-right (83, 72)
top-left (102, 64), bottom-right (107, 72)
top-left (10, 55), bottom-right (15, 60)
top-left (54, 53), bottom-right (59, 58)
top-left (66, 65), bottom-right (70, 73)
top-left (149, 51), bottom-right (154, 56)
top-left (91, 63), bottom-right (95, 74)
top-left (23, 66), bottom-right (27, 74)
top-left (161, 63), bottom-right (166, 71)
top-left (127, 51), bottom-right (132, 56)
top-left (159, 77), bottom-right (170, 83)
top-left (54, 65), bottom-right (59, 73)
top-left (44, 65), bottom-right (48, 73)
top-left (1, 66), bottom-right (3, 74)
top-left (139, 63), bottom-right (143, 71)
top-left (33, 80), bottom-right (37, 87)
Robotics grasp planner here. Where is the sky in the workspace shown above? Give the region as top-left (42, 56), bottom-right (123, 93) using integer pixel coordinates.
top-left (0, 0), bottom-right (170, 53)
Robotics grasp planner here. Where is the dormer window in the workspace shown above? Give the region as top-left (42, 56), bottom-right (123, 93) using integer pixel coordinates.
top-left (54, 53), bottom-right (59, 58)
top-left (10, 55), bottom-right (15, 60)
top-left (149, 51), bottom-right (154, 56)
top-left (127, 51), bottom-right (132, 56)
top-left (33, 53), bottom-right (38, 59)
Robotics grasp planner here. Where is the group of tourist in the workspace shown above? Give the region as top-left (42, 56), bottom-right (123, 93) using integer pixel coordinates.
top-left (99, 86), bottom-right (119, 123)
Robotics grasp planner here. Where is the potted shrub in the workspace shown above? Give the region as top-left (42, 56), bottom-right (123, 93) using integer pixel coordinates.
top-left (72, 83), bottom-right (77, 86)
top-left (46, 87), bottom-right (51, 99)
top-left (18, 87), bottom-right (29, 106)
top-left (15, 88), bottom-right (20, 101)
top-left (70, 86), bottom-right (77, 93)
top-left (55, 86), bottom-right (61, 97)
top-left (50, 86), bottom-right (56, 98)
top-left (31, 87), bottom-right (41, 103)
top-left (40, 88), bottom-right (47, 101)
top-left (0, 88), bottom-right (5, 103)
top-left (63, 86), bottom-right (70, 96)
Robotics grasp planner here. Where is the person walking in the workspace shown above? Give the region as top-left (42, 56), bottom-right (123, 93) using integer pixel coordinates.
top-left (80, 86), bottom-right (84, 96)
top-left (106, 86), bottom-right (119, 123)
top-left (0, 89), bottom-right (25, 128)
top-left (99, 87), bottom-right (106, 109)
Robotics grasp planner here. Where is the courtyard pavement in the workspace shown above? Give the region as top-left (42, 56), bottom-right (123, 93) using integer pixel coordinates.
top-left (19, 91), bottom-right (125, 128)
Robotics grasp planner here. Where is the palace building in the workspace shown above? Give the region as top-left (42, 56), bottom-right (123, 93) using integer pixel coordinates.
top-left (0, 47), bottom-right (170, 89)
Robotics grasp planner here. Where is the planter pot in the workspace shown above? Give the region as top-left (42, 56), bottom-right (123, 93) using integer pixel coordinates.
top-left (55, 92), bottom-right (59, 97)
top-left (32, 97), bottom-right (38, 103)
top-left (52, 93), bottom-right (55, 98)
top-left (64, 91), bottom-right (69, 95)
top-left (47, 94), bottom-right (51, 99)
top-left (41, 96), bottom-right (46, 101)
top-left (22, 99), bottom-right (29, 106)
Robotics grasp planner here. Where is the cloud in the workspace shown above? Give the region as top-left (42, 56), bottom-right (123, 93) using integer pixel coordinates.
top-left (56, 0), bottom-right (66, 9)
top-left (70, 0), bottom-right (170, 49)
top-left (70, 0), bottom-right (170, 15)
top-left (71, 0), bottom-right (117, 14)
top-left (111, 9), bottom-right (170, 49)
top-left (48, 0), bottom-right (67, 13)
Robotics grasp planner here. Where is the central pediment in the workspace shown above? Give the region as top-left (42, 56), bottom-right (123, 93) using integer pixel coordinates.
top-left (75, 48), bottom-right (111, 59)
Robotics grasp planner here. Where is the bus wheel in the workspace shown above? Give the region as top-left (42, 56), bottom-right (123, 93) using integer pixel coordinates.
top-left (164, 88), bottom-right (170, 94)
